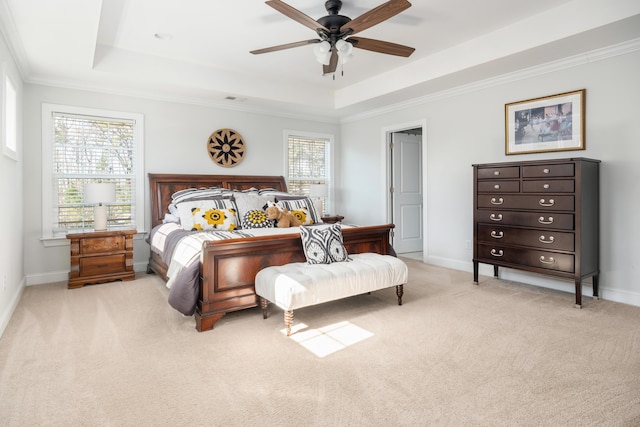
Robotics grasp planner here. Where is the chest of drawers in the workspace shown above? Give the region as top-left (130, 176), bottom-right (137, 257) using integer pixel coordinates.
top-left (66, 229), bottom-right (137, 289)
top-left (472, 157), bottom-right (600, 307)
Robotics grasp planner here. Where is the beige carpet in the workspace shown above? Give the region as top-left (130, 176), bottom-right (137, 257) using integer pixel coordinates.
top-left (1, 258), bottom-right (640, 426)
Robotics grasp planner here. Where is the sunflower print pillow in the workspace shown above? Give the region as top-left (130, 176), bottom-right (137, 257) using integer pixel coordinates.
top-left (176, 198), bottom-right (239, 231)
top-left (241, 209), bottom-right (274, 229)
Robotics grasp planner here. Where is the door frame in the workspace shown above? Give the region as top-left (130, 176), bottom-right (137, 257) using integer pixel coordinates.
top-left (381, 119), bottom-right (427, 255)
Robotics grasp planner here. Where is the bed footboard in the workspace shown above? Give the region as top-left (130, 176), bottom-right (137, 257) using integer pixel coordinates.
top-left (195, 224), bottom-right (394, 332)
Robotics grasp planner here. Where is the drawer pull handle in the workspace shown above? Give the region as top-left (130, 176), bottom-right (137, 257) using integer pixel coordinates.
top-left (543, 168), bottom-right (550, 174)
top-left (491, 197), bottom-right (504, 205)
top-left (539, 256), bottom-right (555, 264)
top-left (494, 184), bottom-right (500, 189)
top-left (539, 198), bottom-right (555, 207)
top-left (490, 213), bottom-right (503, 222)
top-left (539, 235), bottom-right (555, 244)
top-left (491, 230), bottom-right (504, 239)
top-left (491, 249), bottom-right (504, 257)
top-left (494, 171), bottom-right (500, 176)
top-left (538, 216), bottom-right (554, 224)
top-left (543, 184), bottom-right (550, 189)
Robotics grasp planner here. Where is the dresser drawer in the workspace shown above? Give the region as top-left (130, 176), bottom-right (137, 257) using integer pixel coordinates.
top-left (81, 236), bottom-right (125, 254)
top-left (476, 210), bottom-right (574, 230)
top-left (477, 180), bottom-right (520, 193)
top-left (477, 224), bottom-right (575, 251)
top-left (477, 195), bottom-right (575, 211)
top-left (79, 254), bottom-right (127, 276)
top-left (522, 163), bottom-right (575, 178)
top-left (522, 179), bottom-right (575, 193)
top-left (477, 244), bottom-right (574, 273)
top-left (476, 166), bottom-right (520, 179)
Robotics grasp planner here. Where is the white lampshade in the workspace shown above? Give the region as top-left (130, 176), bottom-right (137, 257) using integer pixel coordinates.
top-left (85, 183), bottom-right (116, 231)
top-left (309, 183), bottom-right (328, 198)
top-left (85, 183), bottom-right (116, 205)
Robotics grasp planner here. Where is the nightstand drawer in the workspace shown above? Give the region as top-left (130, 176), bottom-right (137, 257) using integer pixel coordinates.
top-left (80, 254), bottom-right (126, 276)
top-left (67, 229), bottom-right (136, 288)
top-left (81, 236), bottom-right (125, 254)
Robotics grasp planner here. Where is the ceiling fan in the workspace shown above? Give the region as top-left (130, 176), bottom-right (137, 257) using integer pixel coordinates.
top-left (250, 0), bottom-right (415, 75)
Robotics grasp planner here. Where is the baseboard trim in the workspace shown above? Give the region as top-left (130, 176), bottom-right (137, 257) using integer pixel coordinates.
top-left (26, 262), bottom-right (149, 286)
top-left (0, 277), bottom-right (25, 339)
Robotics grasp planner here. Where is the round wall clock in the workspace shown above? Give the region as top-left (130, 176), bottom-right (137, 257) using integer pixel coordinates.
top-left (207, 128), bottom-right (246, 167)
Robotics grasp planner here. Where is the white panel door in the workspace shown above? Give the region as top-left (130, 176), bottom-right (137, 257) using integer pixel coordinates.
top-left (391, 132), bottom-right (423, 253)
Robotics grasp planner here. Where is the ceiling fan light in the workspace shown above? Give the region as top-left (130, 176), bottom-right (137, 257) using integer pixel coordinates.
top-left (314, 41), bottom-right (331, 55)
top-left (340, 53), bottom-right (353, 65)
top-left (336, 39), bottom-right (353, 56)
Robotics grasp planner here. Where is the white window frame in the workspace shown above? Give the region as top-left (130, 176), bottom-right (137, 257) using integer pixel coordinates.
top-left (284, 130), bottom-right (334, 214)
top-left (2, 63), bottom-right (18, 161)
top-left (41, 104), bottom-right (145, 243)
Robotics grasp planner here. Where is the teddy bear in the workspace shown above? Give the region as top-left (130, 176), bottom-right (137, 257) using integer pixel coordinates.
top-left (265, 205), bottom-right (302, 228)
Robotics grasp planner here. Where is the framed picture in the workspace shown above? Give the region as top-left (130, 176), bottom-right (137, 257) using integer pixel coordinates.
top-left (505, 89), bottom-right (585, 155)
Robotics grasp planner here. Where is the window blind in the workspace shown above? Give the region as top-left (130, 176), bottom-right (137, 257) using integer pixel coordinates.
top-left (287, 134), bottom-right (330, 195)
top-left (51, 112), bottom-right (137, 234)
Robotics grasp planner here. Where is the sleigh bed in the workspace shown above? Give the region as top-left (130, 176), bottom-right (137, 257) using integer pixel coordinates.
top-left (147, 173), bottom-right (395, 332)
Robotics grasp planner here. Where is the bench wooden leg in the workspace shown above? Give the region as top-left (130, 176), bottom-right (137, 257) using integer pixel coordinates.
top-left (396, 284), bottom-right (404, 305)
top-left (284, 310), bottom-right (294, 336)
top-left (260, 297), bottom-right (269, 319)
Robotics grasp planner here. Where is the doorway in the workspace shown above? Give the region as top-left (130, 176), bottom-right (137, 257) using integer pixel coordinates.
top-left (386, 123), bottom-right (425, 256)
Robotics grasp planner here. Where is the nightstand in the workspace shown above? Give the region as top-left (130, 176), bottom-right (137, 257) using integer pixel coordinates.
top-left (321, 215), bottom-right (344, 224)
top-left (66, 229), bottom-right (137, 289)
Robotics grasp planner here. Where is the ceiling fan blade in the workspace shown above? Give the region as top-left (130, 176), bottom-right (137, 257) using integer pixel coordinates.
top-left (265, 0), bottom-right (329, 33)
top-left (340, 0), bottom-right (411, 35)
top-left (251, 39), bottom-right (320, 55)
top-left (349, 37), bottom-right (415, 57)
top-left (323, 50), bottom-right (339, 75)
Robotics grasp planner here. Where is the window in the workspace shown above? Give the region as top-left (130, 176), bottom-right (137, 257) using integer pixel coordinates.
top-left (2, 64), bottom-right (17, 160)
top-left (42, 104), bottom-right (144, 240)
top-left (285, 131), bottom-right (333, 214)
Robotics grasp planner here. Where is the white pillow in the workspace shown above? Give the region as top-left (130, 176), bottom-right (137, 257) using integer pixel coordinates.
top-left (233, 191), bottom-right (271, 222)
top-left (176, 198), bottom-right (238, 231)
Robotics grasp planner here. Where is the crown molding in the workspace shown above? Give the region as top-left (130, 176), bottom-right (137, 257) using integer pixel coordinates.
top-left (0, 0), bottom-right (29, 79)
top-left (340, 38), bottom-right (640, 124)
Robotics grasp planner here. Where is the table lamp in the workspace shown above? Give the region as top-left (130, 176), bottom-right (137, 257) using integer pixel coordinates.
top-left (309, 183), bottom-right (328, 217)
top-left (85, 183), bottom-right (116, 231)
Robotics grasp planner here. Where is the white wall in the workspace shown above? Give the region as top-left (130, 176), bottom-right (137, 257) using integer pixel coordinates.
top-left (340, 47), bottom-right (640, 306)
top-left (0, 32), bottom-right (24, 334)
top-left (21, 85), bottom-right (340, 283)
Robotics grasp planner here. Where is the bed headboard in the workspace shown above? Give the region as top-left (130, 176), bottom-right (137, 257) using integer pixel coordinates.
top-left (148, 173), bottom-right (288, 228)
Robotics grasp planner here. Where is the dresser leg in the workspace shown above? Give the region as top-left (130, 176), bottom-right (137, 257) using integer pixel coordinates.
top-left (473, 261), bottom-right (479, 284)
top-left (574, 279), bottom-right (582, 308)
top-left (493, 265), bottom-right (499, 278)
top-left (592, 274), bottom-right (600, 300)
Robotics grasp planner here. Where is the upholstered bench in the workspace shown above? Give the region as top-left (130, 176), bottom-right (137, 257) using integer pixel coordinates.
top-left (255, 252), bottom-right (408, 336)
